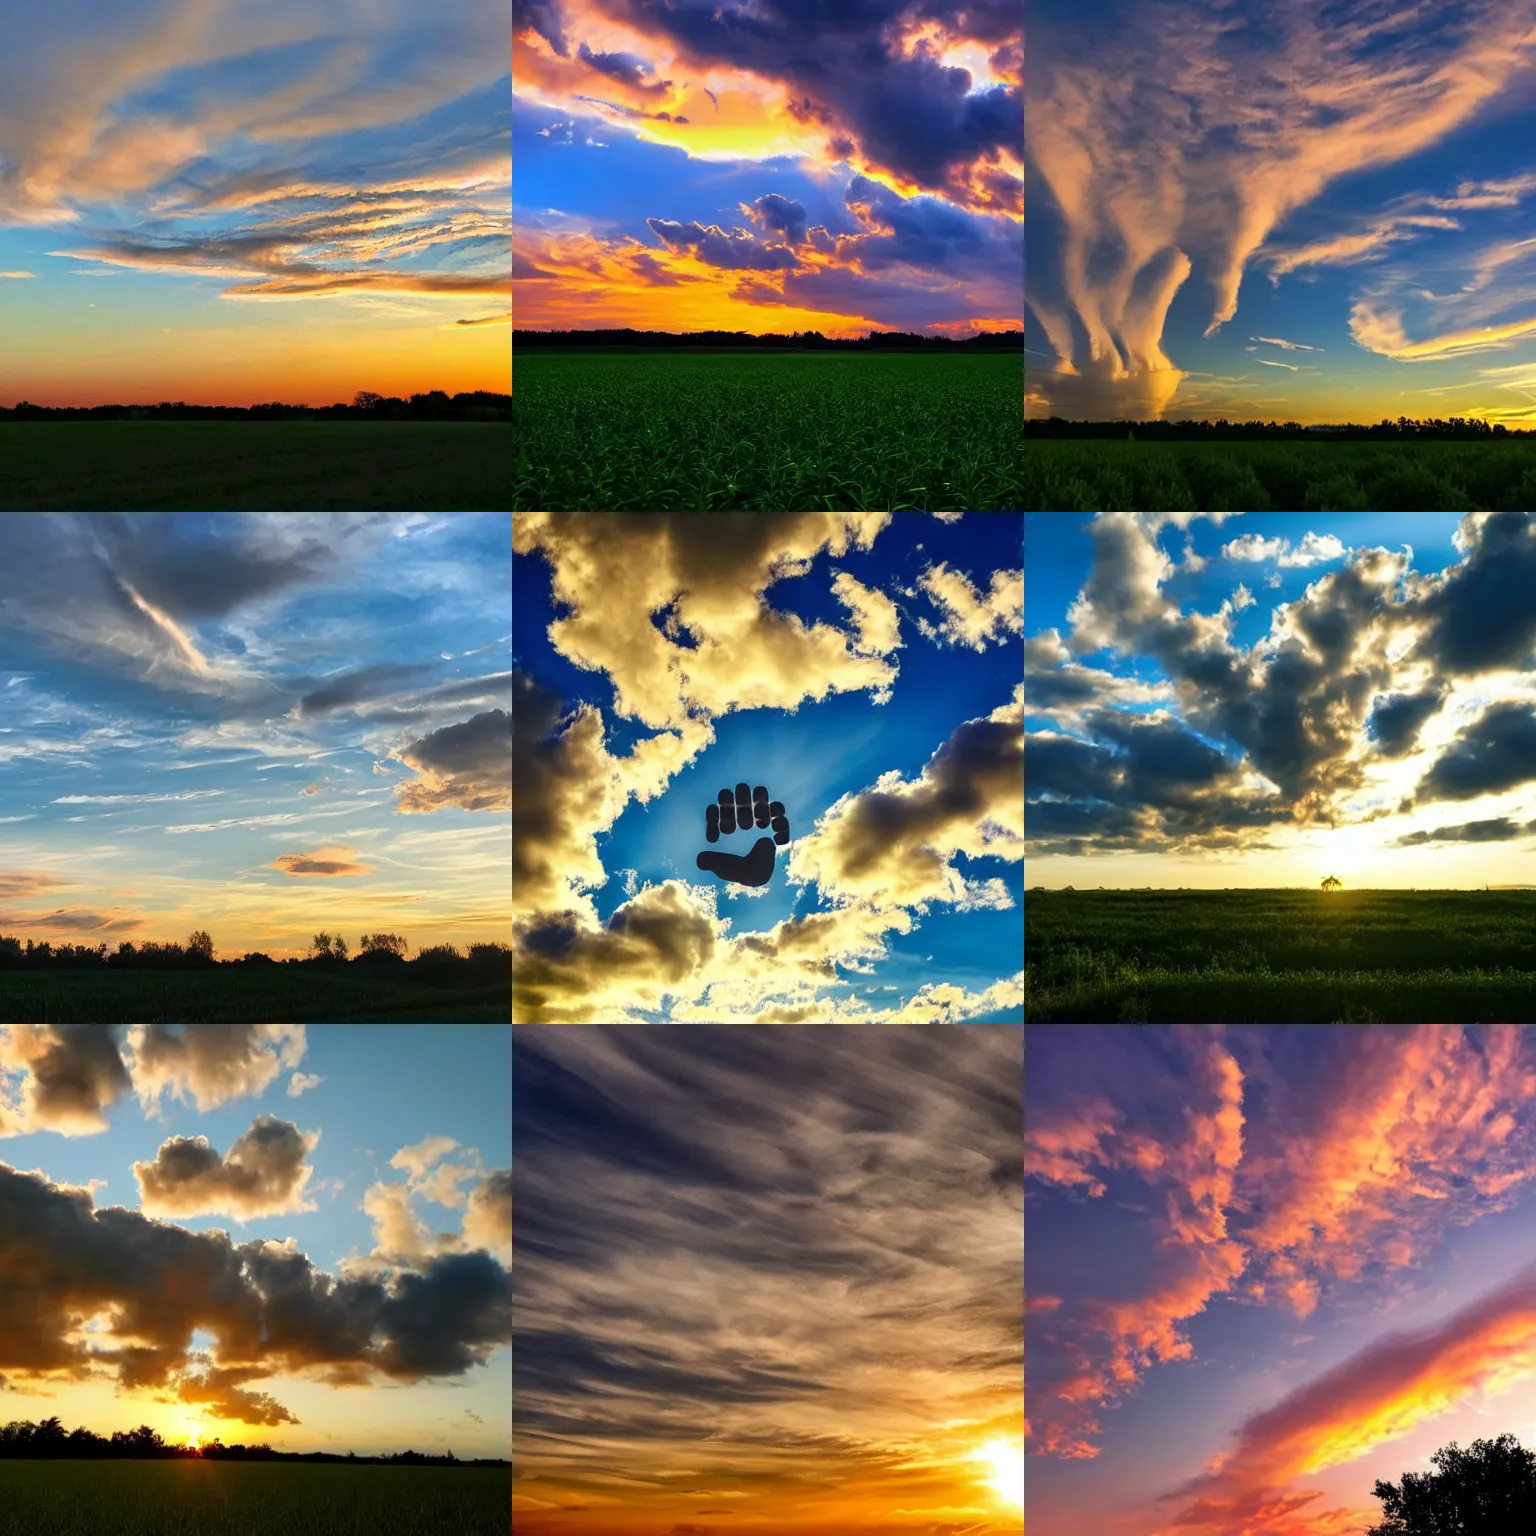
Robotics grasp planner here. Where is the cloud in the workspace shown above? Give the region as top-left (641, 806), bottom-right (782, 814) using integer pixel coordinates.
top-left (1366, 686), bottom-right (1447, 758)
top-left (1413, 701), bottom-right (1536, 804)
top-left (269, 847), bottom-right (374, 877)
top-left (511, 513), bottom-right (894, 732)
top-left (1025, 0), bottom-right (1536, 416)
top-left (1163, 1260), bottom-right (1536, 1531)
top-left (394, 709), bottom-right (511, 813)
top-left (0, 1026), bottom-right (131, 1137)
top-left (830, 571), bottom-right (903, 658)
top-left (742, 192), bottom-right (809, 247)
top-left (1391, 815), bottom-right (1536, 847)
top-left (1411, 511), bottom-right (1536, 676)
top-left (0, 1161), bottom-right (510, 1421)
top-left (1024, 626), bottom-right (1175, 717)
top-left (1221, 532), bottom-right (1345, 568)
top-left (645, 218), bottom-right (802, 271)
top-left (125, 1024), bottom-right (307, 1114)
top-left (916, 562), bottom-right (1023, 651)
top-left (461, 1170), bottom-right (512, 1264)
top-left (363, 1150), bottom-right (511, 1267)
top-left (134, 1115), bottom-right (319, 1220)
top-left (391, 1136), bottom-right (461, 1181)
top-left (788, 686), bottom-right (1023, 909)
top-left (1250, 336), bottom-right (1321, 352)
top-left (295, 663), bottom-right (435, 717)
top-left (286, 1072), bottom-right (324, 1098)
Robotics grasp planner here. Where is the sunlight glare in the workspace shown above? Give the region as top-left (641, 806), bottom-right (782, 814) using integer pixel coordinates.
top-left (973, 1438), bottom-right (1024, 1506)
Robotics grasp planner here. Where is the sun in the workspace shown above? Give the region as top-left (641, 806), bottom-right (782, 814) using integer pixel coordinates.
top-left (972, 1438), bottom-right (1023, 1507)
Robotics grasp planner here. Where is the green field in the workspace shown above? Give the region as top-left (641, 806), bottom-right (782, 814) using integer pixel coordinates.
top-left (1021, 440), bottom-right (1536, 510)
top-left (0, 968), bottom-right (510, 1023)
top-left (0, 1461), bottom-right (509, 1536)
top-left (514, 352), bottom-right (1024, 509)
top-left (1024, 889), bottom-right (1536, 1022)
top-left (0, 423), bottom-right (512, 509)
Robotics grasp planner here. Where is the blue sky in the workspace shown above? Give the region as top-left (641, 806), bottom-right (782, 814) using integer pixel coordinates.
top-left (513, 511), bottom-right (1023, 1023)
top-left (1024, 512), bottom-right (1536, 887)
top-left (0, 1023), bottom-right (510, 1457)
top-left (513, 0), bottom-right (1023, 336)
top-left (0, 514), bottom-right (511, 960)
top-left (1026, 0), bottom-right (1536, 423)
top-left (1027, 1023), bottom-right (1536, 1536)
top-left (0, 2), bottom-right (509, 407)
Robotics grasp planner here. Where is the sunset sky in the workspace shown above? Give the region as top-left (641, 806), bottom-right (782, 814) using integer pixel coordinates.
top-left (1024, 512), bottom-right (1536, 889)
top-left (0, 513), bottom-right (510, 961)
top-left (1026, 0), bottom-right (1536, 423)
top-left (512, 0), bottom-right (1023, 336)
top-left (0, 1), bottom-right (510, 408)
top-left (1027, 1023), bottom-right (1536, 1536)
top-left (513, 512), bottom-right (1023, 1024)
top-left (513, 1023), bottom-right (1023, 1535)
top-left (0, 1023), bottom-right (510, 1457)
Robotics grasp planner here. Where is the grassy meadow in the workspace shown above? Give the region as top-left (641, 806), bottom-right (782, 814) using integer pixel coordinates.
top-left (0, 1461), bottom-right (510, 1536)
top-left (0, 967), bottom-right (510, 1023)
top-left (0, 423), bottom-right (513, 509)
top-left (1021, 440), bottom-right (1536, 511)
top-left (513, 351), bottom-right (1025, 509)
top-left (1024, 888), bottom-right (1536, 1022)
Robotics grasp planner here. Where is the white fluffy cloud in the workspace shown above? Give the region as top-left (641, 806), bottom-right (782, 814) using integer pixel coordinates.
top-left (362, 1138), bottom-right (510, 1267)
top-left (126, 1025), bottom-right (307, 1114)
top-left (1221, 530), bottom-right (1346, 568)
top-left (915, 561), bottom-right (1024, 650)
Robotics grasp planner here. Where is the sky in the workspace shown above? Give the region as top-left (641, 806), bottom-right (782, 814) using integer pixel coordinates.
top-left (1024, 511), bottom-right (1536, 889)
top-left (0, 512), bottom-right (511, 961)
top-left (1025, 0), bottom-right (1536, 424)
top-left (512, 511), bottom-right (1024, 1024)
top-left (0, 1023), bottom-right (510, 1458)
top-left (513, 1022), bottom-right (1023, 1536)
top-left (512, 0), bottom-right (1023, 336)
top-left (1026, 1023), bottom-right (1536, 1536)
top-left (0, 0), bottom-right (510, 408)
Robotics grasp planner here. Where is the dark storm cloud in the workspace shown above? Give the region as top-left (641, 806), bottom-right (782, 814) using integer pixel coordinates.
top-left (744, 192), bottom-right (809, 246)
top-left (1413, 701), bottom-right (1536, 804)
top-left (133, 1114), bottom-right (318, 1219)
top-left (0, 1025), bottom-right (131, 1136)
top-left (1392, 816), bottom-right (1536, 847)
top-left (578, 41), bottom-right (670, 92)
top-left (394, 708), bottom-right (510, 813)
top-left (0, 1162), bottom-right (510, 1419)
top-left (645, 217), bottom-right (802, 269)
top-left (512, 1027), bottom-right (1021, 1478)
top-left (1412, 512), bottom-right (1536, 677)
top-left (843, 174), bottom-right (988, 268)
top-left (604, 0), bottom-right (1022, 211)
top-left (1367, 686), bottom-right (1447, 757)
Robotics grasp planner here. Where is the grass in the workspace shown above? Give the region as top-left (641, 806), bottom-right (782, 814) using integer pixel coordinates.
top-left (1020, 440), bottom-right (1536, 510)
top-left (513, 351), bottom-right (1025, 509)
top-left (1024, 888), bottom-right (1536, 1022)
top-left (0, 423), bottom-right (513, 509)
top-left (0, 968), bottom-right (510, 1023)
top-left (0, 1461), bottom-right (510, 1536)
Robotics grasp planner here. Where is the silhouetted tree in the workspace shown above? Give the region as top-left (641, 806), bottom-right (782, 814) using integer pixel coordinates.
top-left (1367, 1435), bottom-right (1536, 1535)
top-left (187, 929), bottom-right (214, 963)
top-left (358, 932), bottom-right (409, 961)
top-left (1322, 875), bottom-right (1342, 892)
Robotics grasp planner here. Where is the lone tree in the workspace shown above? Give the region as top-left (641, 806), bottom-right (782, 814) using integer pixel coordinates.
top-left (1321, 874), bottom-right (1342, 892)
top-left (1367, 1434), bottom-right (1536, 1535)
top-left (187, 929), bottom-right (214, 963)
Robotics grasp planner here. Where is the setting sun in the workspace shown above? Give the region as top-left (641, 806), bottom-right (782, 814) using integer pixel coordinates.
top-left (974, 1438), bottom-right (1024, 1506)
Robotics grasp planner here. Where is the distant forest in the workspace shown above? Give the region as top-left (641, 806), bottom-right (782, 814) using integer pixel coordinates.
top-left (515, 327), bottom-right (1024, 351)
top-left (0, 392), bottom-right (512, 422)
top-left (1026, 415), bottom-right (1532, 439)
top-left (0, 929), bottom-right (510, 974)
top-left (0, 1418), bottom-right (507, 1468)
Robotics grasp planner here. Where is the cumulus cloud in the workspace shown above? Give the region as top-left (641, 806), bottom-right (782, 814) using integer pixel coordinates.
top-left (363, 1142), bottom-right (511, 1267)
top-left (915, 561), bottom-right (1023, 650)
top-left (512, 513), bottom-right (894, 732)
top-left (0, 1026), bottom-right (132, 1136)
top-left (1024, 626), bottom-right (1175, 718)
top-left (394, 709), bottom-right (510, 813)
top-left (125, 1024), bottom-right (307, 1114)
top-left (1366, 685), bottom-right (1447, 757)
top-left (286, 1072), bottom-right (324, 1097)
top-left (1392, 815), bottom-right (1536, 847)
top-left (0, 1161), bottom-right (510, 1421)
top-left (645, 217), bottom-right (802, 270)
top-left (1413, 701), bottom-right (1536, 805)
top-left (1221, 531), bottom-right (1346, 568)
top-left (789, 685), bottom-right (1023, 909)
top-left (134, 1115), bottom-right (319, 1219)
top-left (830, 571), bottom-right (902, 658)
top-left (1411, 511), bottom-right (1536, 676)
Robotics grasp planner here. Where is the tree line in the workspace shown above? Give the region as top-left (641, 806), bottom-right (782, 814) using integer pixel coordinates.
top-left (515, 327), bottom-right (1024, 351)
top-left (0, 1418), bottom-right (507, 1467)
top-left (1026, 415), bottom-right (1530, 439)
top-left (0, 929), bottom-right (510, 972)
top-left (0, 391), bottom-right (511, 422)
